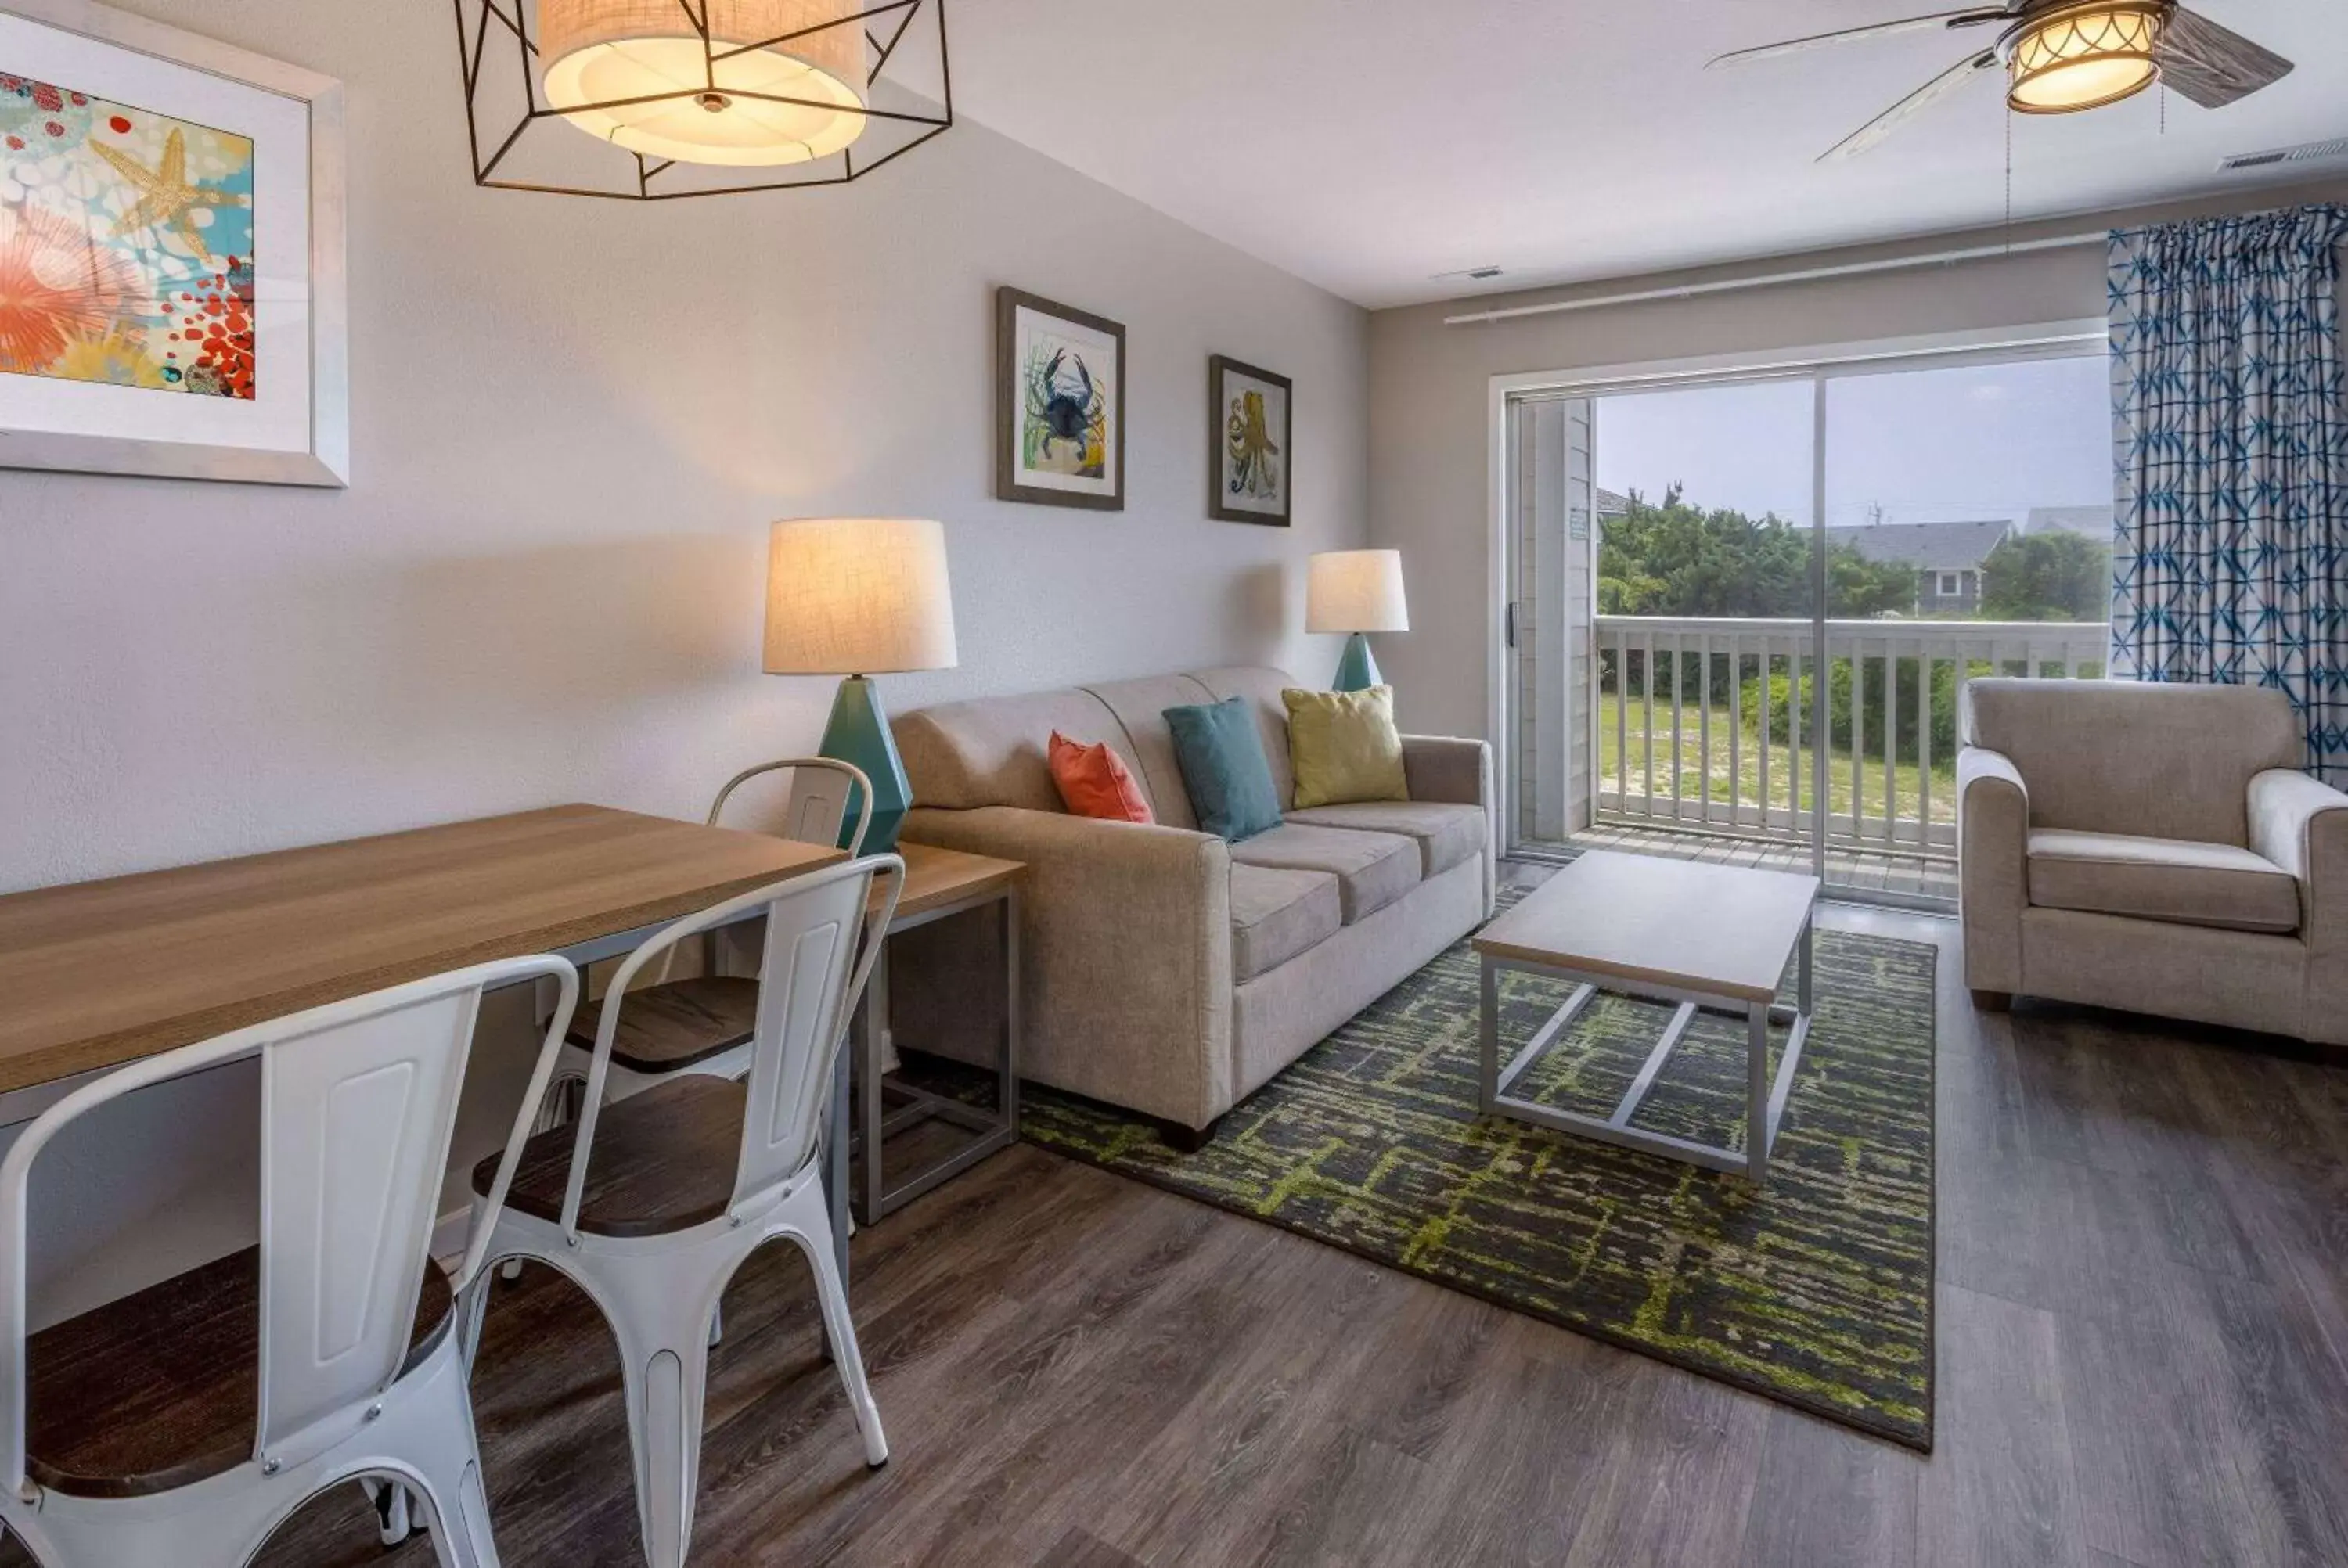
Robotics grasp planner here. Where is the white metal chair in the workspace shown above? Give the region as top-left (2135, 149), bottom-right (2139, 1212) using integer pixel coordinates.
top-left (0, 955), bottom-right (581, 1568)
top-left (462, 856), bottom-right (902, 1568)
top-left (552, 757), bottom-right (873, 1105)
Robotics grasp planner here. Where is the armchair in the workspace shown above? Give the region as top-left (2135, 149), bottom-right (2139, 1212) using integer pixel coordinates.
top-left (1957, 678), bottom-right (2348, 1045)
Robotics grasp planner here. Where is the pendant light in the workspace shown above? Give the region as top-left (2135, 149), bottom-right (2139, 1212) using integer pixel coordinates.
top-left (451, 0), bottom-right (952, 200)
top-left (539, 0), bottom-right (869, 167)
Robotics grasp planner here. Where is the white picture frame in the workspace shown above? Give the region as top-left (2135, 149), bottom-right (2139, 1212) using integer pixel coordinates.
top-left (0, 0), bottom-right (346, 487)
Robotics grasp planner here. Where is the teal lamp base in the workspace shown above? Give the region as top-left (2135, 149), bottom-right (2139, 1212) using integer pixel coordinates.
top-left (818, 676), bottom-right (914, 853)
top-left (1332, 633), bottom-right (1382, 693)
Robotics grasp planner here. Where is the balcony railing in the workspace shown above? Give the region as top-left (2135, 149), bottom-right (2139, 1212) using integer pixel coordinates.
top-left (1594, 616), bottom-right (2109, 855)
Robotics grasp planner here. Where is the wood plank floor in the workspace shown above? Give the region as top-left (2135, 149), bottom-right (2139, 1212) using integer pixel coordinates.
top-left (10, 860), bottom-right (2346, 1566)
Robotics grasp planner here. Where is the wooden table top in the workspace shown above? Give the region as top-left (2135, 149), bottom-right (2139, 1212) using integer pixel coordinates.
top-left (1474, 850), bottom-right (1819, 1004)
top-left (887, 841), bottom-right (1024, 923)
top-left (0, 804), bottom-right (843, 1095)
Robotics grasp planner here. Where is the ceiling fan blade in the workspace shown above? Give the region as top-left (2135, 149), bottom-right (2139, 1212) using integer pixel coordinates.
top-left (1820, 49), bottom-right (2000, 162)
top-left (1708, 8), bottom-right (2011, 70)
top-left (2159, 7), bottom-right (2294, 109)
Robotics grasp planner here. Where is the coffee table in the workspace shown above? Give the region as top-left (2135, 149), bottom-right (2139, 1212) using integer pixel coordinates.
top-left (1474, 851), bottom-right (1818, 1183)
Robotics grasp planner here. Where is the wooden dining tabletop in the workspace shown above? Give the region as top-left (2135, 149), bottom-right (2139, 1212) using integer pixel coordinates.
top-left (0, 804), bottom-right (844, 1096)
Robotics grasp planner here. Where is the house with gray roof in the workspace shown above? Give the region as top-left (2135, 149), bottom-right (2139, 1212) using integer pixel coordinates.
top-left (1823, 519), bottom-right (2015, 615)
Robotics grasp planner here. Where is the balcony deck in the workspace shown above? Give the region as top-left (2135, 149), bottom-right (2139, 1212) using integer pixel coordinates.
top-left (1550, 821), bottom-right (1959, 905)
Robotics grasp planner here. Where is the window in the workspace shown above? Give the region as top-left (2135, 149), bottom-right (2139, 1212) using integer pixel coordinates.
top-left (1939, 571), bottom-right (1963, 598)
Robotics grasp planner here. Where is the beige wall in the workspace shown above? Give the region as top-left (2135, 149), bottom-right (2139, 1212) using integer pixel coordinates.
top-left (1367, 178), bottom-right (2348, 746)
top-left (0, 0), bottom-right (1365, 1321)
top-left (0, 0), bottom-right (1368, 898)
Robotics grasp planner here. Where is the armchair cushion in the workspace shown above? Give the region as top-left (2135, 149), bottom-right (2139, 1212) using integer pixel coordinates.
top-left (2026, 829), bottom-right (2299, 934)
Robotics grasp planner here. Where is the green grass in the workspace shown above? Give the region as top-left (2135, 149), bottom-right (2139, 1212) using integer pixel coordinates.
top-left (1597, 692), bottom-right (1958, 826)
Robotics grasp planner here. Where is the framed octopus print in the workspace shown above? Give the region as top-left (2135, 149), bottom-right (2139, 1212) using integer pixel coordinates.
top-left (1208, 354), bottom-right (1289, 526)
top-left (996, 286), bottom-right (1123, 511)
top-left (0, 0), bottom-right (347, 486)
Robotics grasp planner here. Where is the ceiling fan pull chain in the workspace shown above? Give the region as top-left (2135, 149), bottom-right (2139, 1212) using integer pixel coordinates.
top-left (2003, 106), bottom-right (2013, 254)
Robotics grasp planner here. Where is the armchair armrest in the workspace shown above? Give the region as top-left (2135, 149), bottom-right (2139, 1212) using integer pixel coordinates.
top-left (1957, 746), bottom-right (2029, 994)
top-left (896, 805), bottom-right (1235, 1128)
top-left (2249, 769), bottom-right (2348, 957)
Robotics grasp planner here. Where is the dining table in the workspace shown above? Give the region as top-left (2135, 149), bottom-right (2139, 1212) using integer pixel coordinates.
top-left (0, 802), bottom-right (859, 1282)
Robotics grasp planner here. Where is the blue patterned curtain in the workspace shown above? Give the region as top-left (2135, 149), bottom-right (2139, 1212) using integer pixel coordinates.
top-left (2110, 205), bottom-right (2348, 785)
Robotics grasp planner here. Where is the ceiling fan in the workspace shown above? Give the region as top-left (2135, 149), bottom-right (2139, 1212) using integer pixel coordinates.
top-left (1710, 1), bottom-right (2296, 161)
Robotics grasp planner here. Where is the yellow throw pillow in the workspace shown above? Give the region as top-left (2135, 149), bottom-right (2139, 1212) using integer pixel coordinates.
top-left (1284, 685), bottom-right (1410, 810)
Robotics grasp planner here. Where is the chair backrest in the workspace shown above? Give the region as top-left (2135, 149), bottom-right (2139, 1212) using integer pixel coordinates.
top-left (563, 856), bottom-right (902, 1238)
top-left (1961, 678), bottom-right (2305, 846)
top-left (707, 757), bottom-right (875, 854)
top-left (0, 955), bottom-right (581, 1494)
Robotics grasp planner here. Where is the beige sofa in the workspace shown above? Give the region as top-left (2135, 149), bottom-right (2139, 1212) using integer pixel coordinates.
top-left (888, 667), bottom-right (1494, 1141)
top-left (1957, 678), bottom-right (2348, 1045)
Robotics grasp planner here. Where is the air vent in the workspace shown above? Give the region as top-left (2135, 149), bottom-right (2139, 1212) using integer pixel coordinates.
top-left (1430, 264), bottom-right (1505, 282)
top-left (2220, 137), bottom-right (2348, 173)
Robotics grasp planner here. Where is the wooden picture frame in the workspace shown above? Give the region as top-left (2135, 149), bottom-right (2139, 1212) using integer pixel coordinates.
top-left (1208, 354), bottom-right (1291, 526)
top-left (0, 0), bottom-right (348, 487)
top-left (996, 286), bottom-right (1125, 511)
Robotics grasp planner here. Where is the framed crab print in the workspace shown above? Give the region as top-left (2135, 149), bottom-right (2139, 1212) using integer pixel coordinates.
top-left (1208, 354), bottom-right (1290, 526)
top-left (0, 0), bottom-right (347, 487)
top-left (996, 286), bottom-right (1123, 511)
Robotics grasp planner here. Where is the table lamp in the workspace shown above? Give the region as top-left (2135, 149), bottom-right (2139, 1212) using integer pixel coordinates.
top-left (1306, 549), bottom-right (1408, 692)
top-left (765, 517), bottom-right (958, 852)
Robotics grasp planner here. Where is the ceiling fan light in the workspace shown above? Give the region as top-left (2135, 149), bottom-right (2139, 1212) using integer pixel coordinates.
top-left (540, 0), bottom-right (870, 167)
top-left (2007, 2), bottom-right (2164, 114)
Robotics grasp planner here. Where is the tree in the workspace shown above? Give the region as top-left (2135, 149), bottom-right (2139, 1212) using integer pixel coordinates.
top-left (1596, 487), bottom-right (1918, 620)
top-left (1980, 530), bottom-right (2109, 622)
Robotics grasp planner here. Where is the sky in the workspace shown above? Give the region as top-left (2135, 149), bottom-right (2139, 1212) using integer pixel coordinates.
top-left (1594, 354), bottom-right (2113, 531)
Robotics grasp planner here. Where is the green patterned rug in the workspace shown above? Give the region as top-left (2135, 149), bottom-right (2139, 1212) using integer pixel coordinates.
top-left (1020, 897), bottom-right (1938, 1448)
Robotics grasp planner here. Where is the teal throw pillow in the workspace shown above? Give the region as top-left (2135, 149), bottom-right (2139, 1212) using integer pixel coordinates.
top-left (1163, 698), bottom-right (1284, 843)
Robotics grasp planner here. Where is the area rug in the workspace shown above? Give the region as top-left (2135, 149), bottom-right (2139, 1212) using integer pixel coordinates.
top-left (1020, 894), bottom-right (1938, 1449)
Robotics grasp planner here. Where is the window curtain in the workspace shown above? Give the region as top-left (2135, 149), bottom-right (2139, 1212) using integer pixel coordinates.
top-left (2109, 204), bottom-right (2348, 785)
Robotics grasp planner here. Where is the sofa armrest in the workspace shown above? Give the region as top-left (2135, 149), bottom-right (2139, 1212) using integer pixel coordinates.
top-left (896, 805), bottom-right (1235, 1128)
top-left (1400, 735), bottom-right (1490, 807)
top-left (1402, 735), bottom-right (1496, 915)
top-left (2249, 769), bottom-right (2348, 956)
top-left (1958, 746), bottom-right (2029, 994)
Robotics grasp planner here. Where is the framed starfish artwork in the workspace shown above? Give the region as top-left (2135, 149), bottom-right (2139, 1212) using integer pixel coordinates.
top-left (0, 0), bottom-right (345, 485)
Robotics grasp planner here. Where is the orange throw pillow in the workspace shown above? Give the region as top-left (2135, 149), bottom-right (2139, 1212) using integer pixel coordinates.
top-left (1049, 732), bottom-right (1155, 824)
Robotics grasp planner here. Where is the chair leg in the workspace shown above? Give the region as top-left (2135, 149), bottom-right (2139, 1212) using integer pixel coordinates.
top-left (365, 1477), bottom-right (416, 1545)
top-left (404, 1370), bottom-right (503, 1568)
top-left (607, 1280), bottom-right (718, 1568)
top-left (788, 1189), bottom-right (888, 1467)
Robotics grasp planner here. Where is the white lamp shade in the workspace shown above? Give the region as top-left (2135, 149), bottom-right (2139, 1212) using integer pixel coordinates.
top-left (1307, 549), bottom-right (1410, 634)
top-left (764, 518), bottom-right (959, 676)
top-left (540, 0), bottom-right (869, 168)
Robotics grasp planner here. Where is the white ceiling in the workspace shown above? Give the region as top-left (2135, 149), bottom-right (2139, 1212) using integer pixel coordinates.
top-left (948, 0), bottom-right (2348, 309)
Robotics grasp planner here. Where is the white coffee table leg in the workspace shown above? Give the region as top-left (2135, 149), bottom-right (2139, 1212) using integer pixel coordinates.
top-left (1747, 998), bottom-right (1771, 1184)
top-left (1479, 956), bottom-right (1500, 1113)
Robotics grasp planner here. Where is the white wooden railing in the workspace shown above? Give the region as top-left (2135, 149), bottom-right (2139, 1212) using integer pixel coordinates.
top-left (1594, 616), bottom-right (2109, 856)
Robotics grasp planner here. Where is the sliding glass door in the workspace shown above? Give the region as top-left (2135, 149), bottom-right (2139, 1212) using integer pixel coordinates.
top-left (1504, 336), bottom-right (2112, 909)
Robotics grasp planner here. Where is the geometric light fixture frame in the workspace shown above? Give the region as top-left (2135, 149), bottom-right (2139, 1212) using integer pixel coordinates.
top-left (450, 0), bottom-right (953, 200)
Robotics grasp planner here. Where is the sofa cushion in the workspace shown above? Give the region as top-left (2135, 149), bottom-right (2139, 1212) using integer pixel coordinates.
top-left (1284, 685), bottom-right (1409, 809)
top-left (1193, 667), bottom-right (1301, 810)
top-left (1165, 697), bottom-right (1285, 842)
top-left (1048, 732), bottom-right (1154, 824)
top-left (1285, 801), bottom-right (1485, 879)
top-left (2027, 828), bottom-right (2300, 934)
top-left (1082, 674), bottom-right (1219, 833)
top-left (895, 688), bottom-right (1133, 815)
top-left (1230, 823), bottom-right (1419, 923)
top-left (1229, 865), bottom-right (1341, 982)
